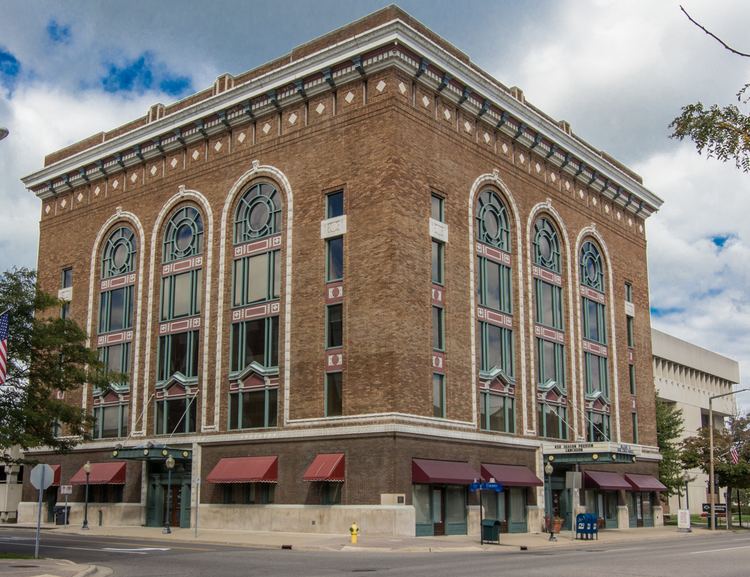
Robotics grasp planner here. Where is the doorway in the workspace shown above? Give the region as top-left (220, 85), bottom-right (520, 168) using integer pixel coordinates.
top-left (145, 461), bottom-right (191, 528)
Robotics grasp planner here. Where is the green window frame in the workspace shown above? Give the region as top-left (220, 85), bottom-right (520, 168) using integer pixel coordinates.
top-left (625, 282), bottom-right (633, 303)
top-left (477, 257), bottom-right (512, 313)
top-left (326, 304), bottom-right (343, 349)
top-left (432, 240), bottom-right (444, 285)
top-left (580, 240), bottom-right (604, 292)
top-left (536, 338), bottom-right (565, 386)
top-left (586, 411), bottom-right (610, 442)
top-left (326, 237), bottom-right (344, 281)
top-left (533, 217), bottom-right (561, 272)
top-left (98, 285), bottom-right (134, 333)
top-left (228, 388), bottom-right (278, 429)
top-left (432, 306), bottom-right (444, 351)
top-left (326, 190), bottom-right (344, 219)
top-left (234, 182), bottom-right (282, 243)
top-left (232, 250), bottom-right (280, 307)
top-left (163, 206), bottom-right (203, 262)
top-left (92, 403), bottom-right (129, 439)
top-left (155, 396), bottom-right (197, 435)
top-left (629, 363), bottom-right (636, 395)
top-left (322, 482), bottom-right (342, 505)
top-left (632, 412), bottom-right (639, 444)
top-left (627, 316), bottom-right (634, 347)
top-left (325, 372), bottom-right (343, 417)
top-left (61, 267), bottom-right (72, 319)
top-left (582, 297), bottom-right (607, 344)
top-left (221, 483), bottom-right (275, 505)
top-left (535, 279), bottom-right (563, 329)
top-left (475, 190), bottom-right (510, 250)
top-left (157, 330), bottom-right (199, 382)
top-left (431, 193), bottom-right (444, 222)
top-left (161, 270), bottom-right (202, 321)
top-left (584, 352), bottom-right (608, 397)
top-left (99, 343), bottom-right (130, 383)
top-left (480, 391), bottom-right (515, 433)
top-left (432, 373), bottom-right (445, 418)
top-left (101, 226), bottom-right (136, 278)
top-left (230, 317), bottom-right (279, 373)
top-left (537, 403), bottom-right (568, 440)
top-left (479, 321), bottom-right (514, 377)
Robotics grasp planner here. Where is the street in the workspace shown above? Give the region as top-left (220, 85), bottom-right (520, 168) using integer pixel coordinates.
top-left (1, 527), bottom-right (749, 577)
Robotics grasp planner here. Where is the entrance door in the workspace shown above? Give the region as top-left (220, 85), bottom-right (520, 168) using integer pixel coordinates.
top-left (431, 487), bottom-right (445, 536)
top-left (164, 484), bottom-right (181, 528)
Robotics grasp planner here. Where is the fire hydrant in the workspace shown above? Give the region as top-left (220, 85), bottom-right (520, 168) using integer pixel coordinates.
top-left (349, 522), bottom-right (360, 545)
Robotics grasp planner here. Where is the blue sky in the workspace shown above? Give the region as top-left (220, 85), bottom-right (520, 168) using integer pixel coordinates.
top-left (1, 0), bottom-right (749, 411)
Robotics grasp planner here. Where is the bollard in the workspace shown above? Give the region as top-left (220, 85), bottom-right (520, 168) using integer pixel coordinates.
top-left (349, 522), bottom-right (360, 545)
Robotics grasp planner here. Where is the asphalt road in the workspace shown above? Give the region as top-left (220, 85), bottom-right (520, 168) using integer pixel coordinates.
top-left (1, 527), bottom-right (749, 577)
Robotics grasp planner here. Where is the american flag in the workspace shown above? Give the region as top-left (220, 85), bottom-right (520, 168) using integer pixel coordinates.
top-left (0, 310), bottom-right (9, 385)
top-left (730, 444), bottom-right (740, 465)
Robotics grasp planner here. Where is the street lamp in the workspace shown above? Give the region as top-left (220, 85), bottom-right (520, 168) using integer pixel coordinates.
top-left (82, 461), bottom-right (91, 530)
top-left (163, 455), bottom-right (176, 534)
top-left (709, 388), bottom-right (749, 531)
top-left (544, 461), bottom-right (556, 542)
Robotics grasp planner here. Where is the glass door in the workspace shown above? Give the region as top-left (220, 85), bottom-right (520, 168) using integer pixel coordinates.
top-left (432, 487), bottom-right (445, 535)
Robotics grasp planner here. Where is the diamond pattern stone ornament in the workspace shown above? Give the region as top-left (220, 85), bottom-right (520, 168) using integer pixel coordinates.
top-left (345, 91), bottom-right (355, 104)
top-left (443, 109), bottom-right (451, 121)
top-left (578, 189), bottom-right (584, 199)
top-left (422, 95), bottom-right (430, 108)
top-left (60, 198), bottom-right (67, 208)
top-left (192, 150), bottom-right (200, 161)
top-left (112, 179), bottom-right (119, 189)
top-left (398, 82), bottom-right (407, 94)
top-left (316, 102), bottom-right (326, 115)
top-left (262, 123), bottom-right (272, 135)
top-left (535, 162), bottom-right (541, 173)
top-left (131, 172), bottom-right (138, 183)
top-left (214, 140), bottom-right (223, 152)
top-left (518, 153), bottom-right (525, 164)
top-left (550, 173), bottom-right (556, 183)
top-left (564, 181), bottom-right (570, 191)
top-left (628, 217), bottom-right (633, 226)
top-left (605, 204), bottom-right (610, 214)
top-left (45, 204), bottom-right (51, 214)
top-left (502, 143), bottom-right (509, 154)
top-left (150, 165), bottom-right (158, 176)
top-left (592, 197), bottom-right (597, 206)
top-left (237, 131), bottom-right (246, 143)
top-left (483, 132), bottom-right (491, 144)
top-left (617, 212), bottom-right (622, 220)
top-left (170, 157), bottom-right (178, 169)
top-left (376, 80), bottom-right (386, 93)
top-left (639, 224), bottom-right (644, 233)
top-left (464, 120), bottom-right (472, 133)
top-left (77, 192), bottom-right (83, 202)
top-left (288, 112), bottom-right (298, 125)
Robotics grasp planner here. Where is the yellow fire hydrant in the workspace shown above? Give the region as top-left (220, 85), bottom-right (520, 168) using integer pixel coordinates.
top-left (349, 522), bottom-right (360, 544)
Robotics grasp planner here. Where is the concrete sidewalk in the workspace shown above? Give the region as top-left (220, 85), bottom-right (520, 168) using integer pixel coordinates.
top-left (11, 522), bottom-right (728, 553)
top-left (0, 558), bottom-right (109, 577)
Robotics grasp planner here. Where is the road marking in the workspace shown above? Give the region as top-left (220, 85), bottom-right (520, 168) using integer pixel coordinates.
top-left (102, 547), bottom-right (171, 553)
top-left (689, 545), bottom-right (750, 555)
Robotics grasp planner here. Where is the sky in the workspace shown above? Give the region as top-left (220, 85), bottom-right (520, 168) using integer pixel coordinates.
top-left (1, 0), bottom-right (749, 411)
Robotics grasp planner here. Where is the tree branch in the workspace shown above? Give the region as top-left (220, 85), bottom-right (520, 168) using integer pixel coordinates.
top-left (680, 5), bottom-right (750, 58)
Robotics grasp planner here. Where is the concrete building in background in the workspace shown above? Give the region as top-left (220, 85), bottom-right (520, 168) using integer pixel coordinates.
top-left (19, 6), bottom-right (665, 537)
top-left (652, 328), bottom-right (740, 515)
top-left (0, 447), bottom-right (23, 523)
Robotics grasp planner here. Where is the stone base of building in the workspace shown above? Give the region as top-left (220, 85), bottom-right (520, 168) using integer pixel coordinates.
top-left (18, 501), bottom-right (143, 527)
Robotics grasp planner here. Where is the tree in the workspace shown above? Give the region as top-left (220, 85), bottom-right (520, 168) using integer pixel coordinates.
top-left (655, 394), bottom-right (687, 497)
top-left (0, 268), bottom-right (116, 461)
top-left (669, 6), bottom-right (750, 172)
top-left (682, 414), bottom-right (750, 527)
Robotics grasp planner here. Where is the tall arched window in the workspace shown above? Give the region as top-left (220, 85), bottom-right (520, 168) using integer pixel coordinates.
top-left (579, 239), bottom-right (610, 442)
top-left (155, 206), bottom-right (203, 435)
top-left (228, 181), bottom-right (281, 430)
top-left (532, 217), bottom-right (567, 440)
top-left (475, 189), bottom-right (514, 434)
top-left (94, 226), bottom-right (136, 439)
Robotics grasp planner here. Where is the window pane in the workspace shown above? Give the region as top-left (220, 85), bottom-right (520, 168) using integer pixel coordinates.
top-left (106, 344), bottom-right (123, 373)
top-left (246, 254), bottom-right (269, 303)
top-left (485, 261), bottom-right (501, 310)
top-left (188, 397), bottom-right (196, 432)
top-left (413, 485), bottom-right (431, 524)
top-left (629, 364), bottom-right (636, 394)
top-left (445, 487), bottom-right (465, 523)
top-left (233, 260), bottom-right (243, 307)
top-left (101, 406), bottom-right (119, 438)
top-left (156, 401), bottom-right (164, 434)
top-left (108, 288), bottom-right (125, 331)
top-left (267, 388), bottom-right (278, 427)
top-left (62, 268), bottom-right (73, 288)
top-left (586, 299), bottom-right (599, 341)
top-left (485, 324), bottom-right (502, 371)
top-left (432, 374), bottom-right (444, 418)
top-left (327, 304), bottom-right (343, 348)
top-left (432, 306), bottom-right (443, 350)
top-left (431, 195), bottom-right (443, 222)
top-left (189, 332), bottom-right (199, 377)
top-left (231, 323), bottom-right (242, 373)
top-left (542, 340), bottom-right (556, 382)
top-left (540, 282), bottom-right (553, 325)
top-left (269, 316), bottom-right (279, 367)
top-left (244, 319), bottom-right (265, 366)
top-left (194, 270), bottom-right (202, 314)
top-left (242, 390), bottom-right (265, 428)
top-left (327, 191), bottom-right (344, 218)
top-left (229, 393), bottom-right (239, 429)
top-left (170, 331), bottom-right (189, 376)
top-left (172, 272), bottom-right (192, 318)
top-left (121, 404), bottom-right (129, 437)
top-left (326, 372), bottom-right (343, 417)
top-left (431, 241), bottom-right (443, 284)
top-left (327, 237), bottom-right (343, 281)
top-left (272, 251), bottom-right (280, 298)
top-left (166, 399), bottom-right (184, 434)
top-left (488, 393), bottom-right (505, 431)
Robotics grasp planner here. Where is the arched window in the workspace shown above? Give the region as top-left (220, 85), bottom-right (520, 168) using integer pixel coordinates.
top-left (579, 238), bottom-right (610, 442)
top-left (475, 189), bottom-right (514, 434)
top-left (229, 181), bottom-right (282, 430)
top-left (155, 206), bottom-right (203, 435)
top-left (94, 226), bottom-right (136, 439)
top-left (234, 182), bottom-right (281, 244)
top-left (475, 190), bottom-right (510, 250)
top-left (532, 217), bottom-right (567, 440)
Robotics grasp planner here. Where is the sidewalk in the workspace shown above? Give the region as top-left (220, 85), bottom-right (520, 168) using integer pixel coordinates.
top-left (0, 558), bottom-right (108, 577)
top-left (14, 522), bottom-right (728, 553)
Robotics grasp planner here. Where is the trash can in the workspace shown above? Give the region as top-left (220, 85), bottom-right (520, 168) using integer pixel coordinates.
top-left (481, 519), bottom-right (501, 544)
top-left (54, 506), bottom-right (70, 526)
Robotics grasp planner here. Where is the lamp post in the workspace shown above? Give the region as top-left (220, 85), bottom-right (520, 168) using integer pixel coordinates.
top-left (82, 461), bottom-right (91, 530)
top-left (163, 455), bottom-right (175, 534)
top-left (545, 461), bottom-right (556, 541)
top-left (709, 388), bottom-right (749, 531)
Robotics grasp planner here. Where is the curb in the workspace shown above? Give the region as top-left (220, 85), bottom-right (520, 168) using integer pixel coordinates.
top-left (73, 565), bottom-right (112, 577)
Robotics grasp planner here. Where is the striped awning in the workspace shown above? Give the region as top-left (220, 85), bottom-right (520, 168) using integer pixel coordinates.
top-left (303, 453), bottom-right (345, 482)
top-left (70, 462), bottom-right (126, 485)
top-left (206, 456), bottom-right (278, 484)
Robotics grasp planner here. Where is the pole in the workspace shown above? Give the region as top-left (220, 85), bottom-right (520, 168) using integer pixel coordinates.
top-left (738, 489), bottom-right (742, 529)
top-left (479, 487), bottom-right (483, 546)
top-left (164, 466), bottom-right (172, 534)
top-left (64, 494), bottom-right (68, 526)
top-left (82, 472), bottom-right (90, 530)
top-left (709, 397), bottom-right (715, 531)
top-left (34, 468), bottom-right (46, 559)
top-left (194, 478), bottom-right (200, 538)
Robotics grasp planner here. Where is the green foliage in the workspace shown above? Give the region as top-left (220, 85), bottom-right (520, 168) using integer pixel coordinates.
top-left (655, 393), bottom-right (687, 496)
top-left (0, 267), bottom-right (117, 460)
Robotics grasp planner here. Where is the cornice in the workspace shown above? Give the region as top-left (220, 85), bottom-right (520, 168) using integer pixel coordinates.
top-left (22, 18), bottom-right (662, 216)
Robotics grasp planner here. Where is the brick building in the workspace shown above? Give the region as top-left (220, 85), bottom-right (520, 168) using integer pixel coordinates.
top-left (20, 6), bottom-right (665, 536)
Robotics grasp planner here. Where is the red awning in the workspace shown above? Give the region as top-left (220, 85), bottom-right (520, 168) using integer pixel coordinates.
top-left (625, 474), bottom-right (667, 492)
top-left (412, 459), bottom-right (480, 485)
top-left (481, 464), bottom-right (543, 487)
top-left (584, 471), bottom-right (631, 491)
top-left (70, 462), bottom-right (126, 485)
top-left (50, 465), bottom-right (61, 487)
top-left (303, 453), bottom-right (345, 482)
top-left (206, 456), bottom-right (278, 484)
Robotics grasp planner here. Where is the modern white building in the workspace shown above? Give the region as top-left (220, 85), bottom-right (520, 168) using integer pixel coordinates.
top-left (652, 328), bottom-right (740, 515)
top-left (0, 447), bottom-right (23, 523)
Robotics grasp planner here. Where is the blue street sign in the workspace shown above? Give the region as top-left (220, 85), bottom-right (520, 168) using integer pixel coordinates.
top-left (469, 482), bottom-right (503, 493)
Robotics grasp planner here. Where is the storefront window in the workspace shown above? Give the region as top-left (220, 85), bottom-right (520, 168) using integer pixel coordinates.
top-left (413, 485), bottom-right (431, 525)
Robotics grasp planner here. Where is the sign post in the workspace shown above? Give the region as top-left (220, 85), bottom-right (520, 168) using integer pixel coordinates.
top-left (193, 477), bottom-right (200, 538)
top-left (60, 484), bottom-right (73, 526)
top-left (469, 480), bottom-right (503, 546)
top-left (30, 464), bottom-right (54, 559)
